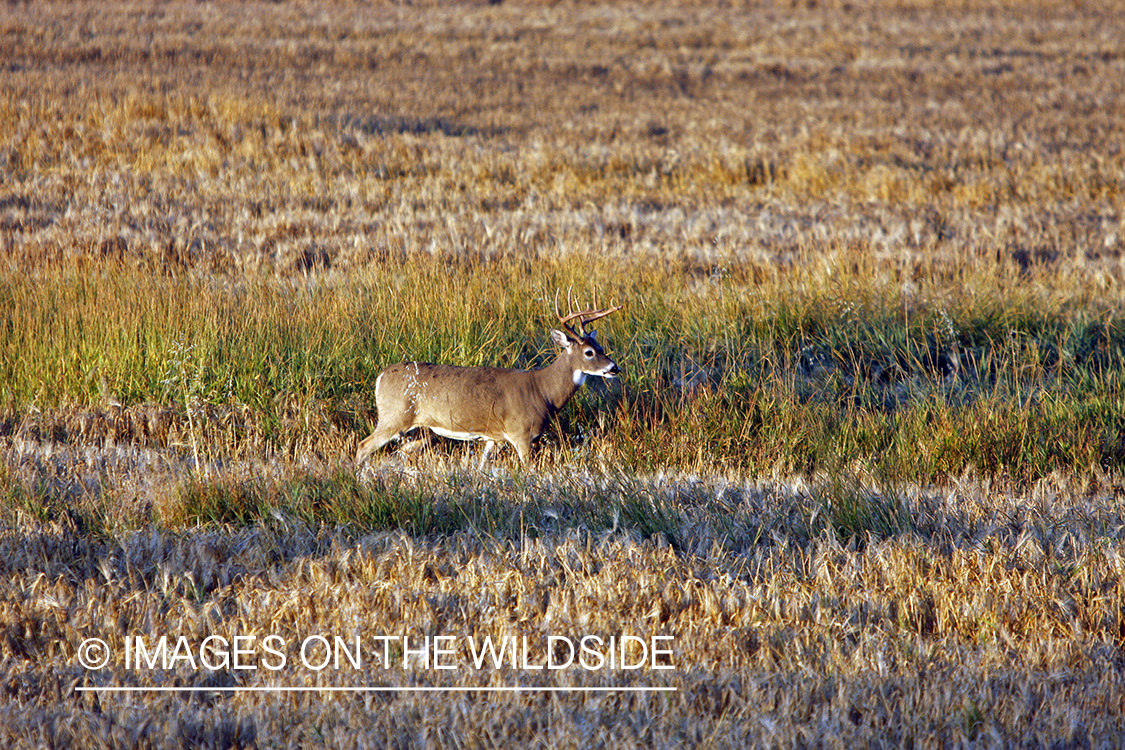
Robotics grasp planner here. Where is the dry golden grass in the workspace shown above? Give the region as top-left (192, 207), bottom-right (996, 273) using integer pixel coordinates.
top-left (2, 0), bottom-right (1125, 747)
top-left (2, 459), bottom-right (1124, 747)
top-left (3, 0), bottom-right (1124, 274)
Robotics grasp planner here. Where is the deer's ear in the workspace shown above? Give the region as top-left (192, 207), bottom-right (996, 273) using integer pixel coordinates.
top-left (550, 329), bottom-right (572, 349)
top-left (586, 330), bottom-right (598, 342)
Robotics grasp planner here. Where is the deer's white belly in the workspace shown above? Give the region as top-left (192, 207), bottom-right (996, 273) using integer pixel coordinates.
top-left (429, 427), bottom-right (487, 442)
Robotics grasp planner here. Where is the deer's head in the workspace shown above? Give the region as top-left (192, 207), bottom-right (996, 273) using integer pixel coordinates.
top-left (552, 288), bottom-right (623, 382)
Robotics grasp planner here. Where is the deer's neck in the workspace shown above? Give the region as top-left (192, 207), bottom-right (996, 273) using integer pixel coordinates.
top-left (534, 353), bottom-right (584, 411)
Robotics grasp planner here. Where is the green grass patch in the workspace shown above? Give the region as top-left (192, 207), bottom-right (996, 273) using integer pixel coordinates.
top-left (2, 252), bottom-right (1122, 485)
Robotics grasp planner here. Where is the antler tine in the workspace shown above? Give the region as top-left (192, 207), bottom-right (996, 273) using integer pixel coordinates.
top-left (554, 287), bottom-right (576, 321)
top-left (576, 287), bottom-right (585, 335)
top-left (554, 286), bottom-right (586, 333)
top-left (572, 287), bottom-right (586, 334)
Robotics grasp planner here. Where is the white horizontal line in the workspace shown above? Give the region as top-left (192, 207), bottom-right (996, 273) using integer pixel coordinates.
top-left (75, 686), bottom-right (677, 693)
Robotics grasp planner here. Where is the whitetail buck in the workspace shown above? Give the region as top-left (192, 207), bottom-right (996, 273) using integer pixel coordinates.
top-left (355, 291), bottom-right (623, 467)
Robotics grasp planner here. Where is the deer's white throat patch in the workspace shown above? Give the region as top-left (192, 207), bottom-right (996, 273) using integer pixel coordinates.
top-left (572, 371), bottom-right (588, 386)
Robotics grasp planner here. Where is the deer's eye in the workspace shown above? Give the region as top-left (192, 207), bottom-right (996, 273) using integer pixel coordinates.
top-left (584, 349), bottom-right (594, 358)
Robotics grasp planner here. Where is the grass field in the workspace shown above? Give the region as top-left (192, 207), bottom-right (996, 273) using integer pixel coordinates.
top-left (2, 0), bottom-right (1124, 746)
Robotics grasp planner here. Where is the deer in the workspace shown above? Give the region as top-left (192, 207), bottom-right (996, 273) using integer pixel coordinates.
top-left (354, 291), bottom-right (624, 468)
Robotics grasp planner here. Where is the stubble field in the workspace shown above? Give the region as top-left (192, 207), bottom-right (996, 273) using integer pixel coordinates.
top-left (1, 0), bottom-right (1124, 747)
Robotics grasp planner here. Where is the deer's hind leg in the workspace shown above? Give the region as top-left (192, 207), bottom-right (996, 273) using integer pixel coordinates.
top-left (356, 371), bottom-right (417, 466)
top-left (399, 429), bottom-right (435, 456)
top-left (355, 421), bottom-right (405, 465)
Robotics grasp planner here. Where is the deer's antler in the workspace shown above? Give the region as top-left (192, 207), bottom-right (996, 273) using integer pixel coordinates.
top-left (554, 287), bottom-right (624, 336)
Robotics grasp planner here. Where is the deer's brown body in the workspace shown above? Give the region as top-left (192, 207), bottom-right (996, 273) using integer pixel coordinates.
top-left (355, 293), bottom-right (622, 466)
